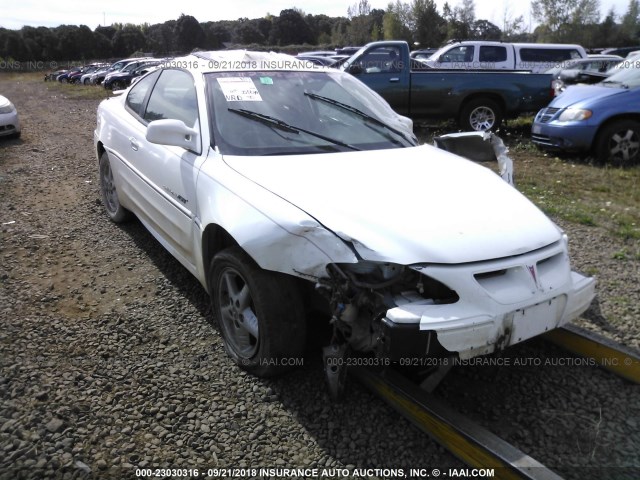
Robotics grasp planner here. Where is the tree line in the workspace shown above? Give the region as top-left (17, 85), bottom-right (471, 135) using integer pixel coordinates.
top-left (2, 0), bottom-right (640, 63)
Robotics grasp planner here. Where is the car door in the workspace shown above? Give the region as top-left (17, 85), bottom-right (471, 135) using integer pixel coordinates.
top-left (112, 68), bottom-right (203, 270)
top-left (349, 45), bottom-right (409, 114)
top-left (135, 69), bottom-right (204, 269)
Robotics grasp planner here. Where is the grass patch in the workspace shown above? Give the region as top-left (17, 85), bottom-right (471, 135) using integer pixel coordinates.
top-left (1, 71), bottom-right (112, 101)
top-left (502, 140), bottom-right (640, 239)
top-left (45, 80), bottom-right (112, 101)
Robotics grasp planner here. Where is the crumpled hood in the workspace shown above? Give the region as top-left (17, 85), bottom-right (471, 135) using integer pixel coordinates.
top-left (223, 145), bottom-right (562, 264)
top-left (552, 84), bottom-right (628, 108)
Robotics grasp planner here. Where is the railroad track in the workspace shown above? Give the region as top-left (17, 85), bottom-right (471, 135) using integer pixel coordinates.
top-left (352, 325), bottom-right (639, 480)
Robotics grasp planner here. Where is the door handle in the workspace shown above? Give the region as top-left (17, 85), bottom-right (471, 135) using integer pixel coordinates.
top-left (129, 137), bottom-right (139, 151)
top-left (389, 77), bottom-right (400, 82)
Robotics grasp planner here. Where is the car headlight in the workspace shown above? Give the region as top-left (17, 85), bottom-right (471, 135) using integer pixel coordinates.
top-left (557, 108), bottom-right (592, 122)
top-left (0, 102), bottom-right (15, 114)
top-left (331, 261), bottom-right (406, 288)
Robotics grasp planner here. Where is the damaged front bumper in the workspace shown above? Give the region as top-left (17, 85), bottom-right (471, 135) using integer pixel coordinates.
top-left (378, 241), bottom-right (596, 361)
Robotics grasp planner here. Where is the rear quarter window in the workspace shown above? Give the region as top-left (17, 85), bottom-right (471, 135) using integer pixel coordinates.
top-left (125, 70), bottom-right (161, 118)
top-left (479, 46), bottom-right (507, 62)
top-left (519, 48), bottom-right (582, 62)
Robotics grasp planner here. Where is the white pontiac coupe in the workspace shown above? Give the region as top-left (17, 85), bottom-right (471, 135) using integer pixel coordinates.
top-left (94, 51), bottom-right (595, 396)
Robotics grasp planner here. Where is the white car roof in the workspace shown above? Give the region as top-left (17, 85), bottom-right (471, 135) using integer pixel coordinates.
top-left (185, 50), bottom-right (330, 74)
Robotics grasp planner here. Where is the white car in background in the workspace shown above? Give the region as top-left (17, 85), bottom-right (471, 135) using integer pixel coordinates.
top-left (0, 95), bottom-right (20, 139)
top-left (94, 51), bottom-right (595, 397)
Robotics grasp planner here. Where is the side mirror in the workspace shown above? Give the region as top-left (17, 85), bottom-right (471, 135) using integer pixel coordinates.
top-left (347, 64), bottom-right (363, 75)
top-left (433, 131), bottom-right (514, 186)
top-left (146, 119), bottom-right (200, 153)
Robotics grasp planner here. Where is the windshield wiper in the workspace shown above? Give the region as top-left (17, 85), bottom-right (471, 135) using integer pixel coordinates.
top-left (304, 92), bottom-right (415, 144)
top-left (227, 108), bottom-right (360, 151)
top-left (602, 79), bottom-right (629, 88)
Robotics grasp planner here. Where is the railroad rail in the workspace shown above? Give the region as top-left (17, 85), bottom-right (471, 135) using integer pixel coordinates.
top-left (543, 324), bottom-right (640, 384)
top-left (352, 366), bottom-right (562, 479)
top-left (352, 324), bottom-right (639, 479)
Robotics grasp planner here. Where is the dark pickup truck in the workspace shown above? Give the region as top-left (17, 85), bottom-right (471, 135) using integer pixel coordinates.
top-left (340, 40), bottom-right (554, 130)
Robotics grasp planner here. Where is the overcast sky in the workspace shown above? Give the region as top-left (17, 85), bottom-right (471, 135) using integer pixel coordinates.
top-left (0, 0), bottom-right (633, 31)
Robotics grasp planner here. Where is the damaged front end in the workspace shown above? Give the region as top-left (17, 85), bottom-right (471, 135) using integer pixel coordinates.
top-left (316, 260), bottom-right (460, 398)
top-left (313, 131), bottom-right (595, 398)
top-left (316, 239), bottom-right (595, 398)
top-left (316, 239), bottom-right (595, 399)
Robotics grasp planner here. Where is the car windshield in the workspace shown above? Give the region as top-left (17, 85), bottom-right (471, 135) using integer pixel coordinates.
top-left (205, 70), bottom-right (416, 156)
top-left (601, 62), bottom-right (640, 88)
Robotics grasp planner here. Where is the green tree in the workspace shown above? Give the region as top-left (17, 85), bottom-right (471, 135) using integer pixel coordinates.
top-left (269, 9), bottom-right (313, 45)
top-left (202, 22), bottom-right (232, 50)
top-left (595, 8), bottom-right (622, 46)
top-left (331, 18), bottom-right (351, 45)
top-left (111, 25), bottom-right (146, 57)
top-left (621, 0), bottom-right (640, 43)
top-left (306, 14), bottom-right (339, 45)
top-left (442, 0), bottom-right (476, 40)
top-left (145, 22), bottom-right (175, 55)
top-left (232, 19), bottom-right (266, 45)
top-left (174, 14), bottom-right (205, 53)
top-left (470, 20), bottom-right (501, 40)
top-left (2, 29), bottom-right (27, 61)
top-left (532, 0), bottom-right (600, 41)
top-left (348, 0), bottom-right (372, 19)
top-left (411, 0), bottom-right (446, 47)
top-left (383, 1), bottom-right (412, 41)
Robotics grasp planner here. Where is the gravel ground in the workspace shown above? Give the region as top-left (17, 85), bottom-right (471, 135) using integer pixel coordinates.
top-left (1, 74), bottom-right (638, 480)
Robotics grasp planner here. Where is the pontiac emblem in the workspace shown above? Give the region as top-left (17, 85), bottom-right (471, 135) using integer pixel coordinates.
top-left (527, 265), bottom-right (539, 288)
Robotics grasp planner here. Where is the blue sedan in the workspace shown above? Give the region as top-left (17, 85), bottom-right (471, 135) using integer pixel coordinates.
top-left (532, 63), bottom-right (640, 165)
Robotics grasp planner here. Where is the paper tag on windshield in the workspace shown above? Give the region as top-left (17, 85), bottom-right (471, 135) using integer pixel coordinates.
top-left (217, 77), bottom-right (262, 102)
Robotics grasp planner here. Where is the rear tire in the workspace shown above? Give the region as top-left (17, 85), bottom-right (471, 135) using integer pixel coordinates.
top-left (459, 98), bottom-right (503, 131)
top-left (209, 247), bottom-right (306, 377)
top-left (595, 120), bottom-right (640, 166)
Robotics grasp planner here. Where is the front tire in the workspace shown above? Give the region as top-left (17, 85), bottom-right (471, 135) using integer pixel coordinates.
top-left (99, 151), bottom-right (130, 223)
top-left (595, 120), bottom-right (640, 166)
top-left (210, 247), bottom-right (306, 377)
top-left (459, 98), bottom-right (503, 131)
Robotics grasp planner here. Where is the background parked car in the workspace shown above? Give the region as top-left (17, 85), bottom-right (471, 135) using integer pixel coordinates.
top-left (103, 61), bottom-right (162, 90)
top-left (601, 45), bottom-right (640, 57)
top-left (548, 55), bottom-right (623, 94)
top-left (56, 67), bottom-right (82, 83)
top-left (103, 59), bottom-right (155, 89)
top-left (532, 62), bottom-right (640, 165)
top-left (409, 48), bottom-right (437, 60)
top-left (294, 55), bottom-right (337, 67)
top-left (91, 57), bottom-right (152, 85)
top-left (0, 94), bottom-right (21, 139)
top-left (44, 69), bottom-right (67, 82)
top-left (423, 41), bottom-right (587, 72)
top-left (68, 64), bottom-right (109, 84)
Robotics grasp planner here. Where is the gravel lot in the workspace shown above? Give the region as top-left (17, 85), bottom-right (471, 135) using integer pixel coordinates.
top-left (1, 74), bottom-right (638, 480)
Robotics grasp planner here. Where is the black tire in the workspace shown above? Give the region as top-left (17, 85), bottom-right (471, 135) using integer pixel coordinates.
top-left (595, 119), bottom-right (640, 166)
top-left (459, 98), bottom-right (503, 131)
top-left (209, 247), bottom-right (306, 377)
top-left (98, 151), bottom-right (131, 223)
top-left (111, 80), bottom-right (124, 91)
